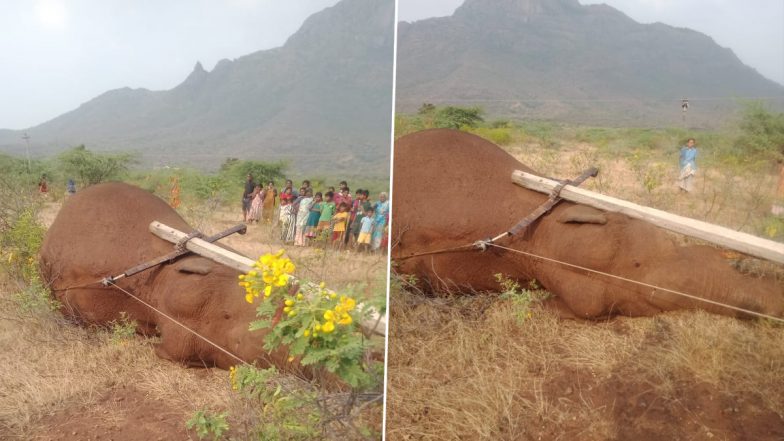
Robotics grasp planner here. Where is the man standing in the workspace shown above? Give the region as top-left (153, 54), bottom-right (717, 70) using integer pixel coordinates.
top-left (678, 138), bottom-right (698, 193)
top-left (242, 174), bottom-right (256, 221)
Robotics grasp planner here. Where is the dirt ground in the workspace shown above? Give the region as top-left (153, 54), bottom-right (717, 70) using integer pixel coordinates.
top-left (32, 386), bottom-right (191, 441)
top-left (0, 201), bottom-right (386, 440)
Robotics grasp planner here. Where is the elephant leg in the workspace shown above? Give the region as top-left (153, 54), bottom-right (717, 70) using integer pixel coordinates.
top-left (154, 321), bottom-right (209, 367)
top-left (57, 286), bottom-right (160, 336)
top-left (540, 269), bottom-right (667, 319)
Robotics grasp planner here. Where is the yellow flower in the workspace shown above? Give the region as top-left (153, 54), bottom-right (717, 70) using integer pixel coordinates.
top-left (338, 315), bottom-right (352, 326)
top-left (263, 274), bottom-right (275, 284)
top-left (260, 254), bottom-right (273, 265)
top-left (288, 310), bottom-right (296, 317)
top-left (284, 299), bottom-right (295, 307)
top-left (283, 306), bottom-right (291, 313)
top-left (264, 285), bottom-right (272, 297)
top-left (315, 323), bottom-right (322, 331)
top-left (247, 270), bottom-right (257, 277)
top-left (330, 293), bottom-right (337, 299)
top-left (238, 274), bottom-right (245, 280)
top-left (319, 281), bottom-right (326, 289)
top-left (275, 274), bottom-right (288, 287)
top-left (245, 293), bottom-right (254, 303)
top-left (296, 293), bottom-right (304, 300)
top-left (322, 321), bottom-right (335, 333)
top-left (324, 310), bottom-right (335, 321)
top-left (288, 356), bottom-right (295, 362)
top-left (342, 297), bottom-right (356, 310)
top-left (303, 329), bottom-right (310, 337)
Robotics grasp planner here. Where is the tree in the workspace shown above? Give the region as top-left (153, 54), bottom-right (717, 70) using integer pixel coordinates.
top-left (736, 101), bottom-right (784, 161)
top-left (58, 146), bottom-right (135, 186)
top-left (222, 159), bottom-right (287, 186)
top-left (434, 106), bottom-right (484, 129)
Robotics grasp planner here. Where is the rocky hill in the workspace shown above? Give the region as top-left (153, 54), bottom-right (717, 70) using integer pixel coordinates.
top-left (396, 0), bottom-right (784, 127)
top-left (0, 0), bottom-right (394, 175)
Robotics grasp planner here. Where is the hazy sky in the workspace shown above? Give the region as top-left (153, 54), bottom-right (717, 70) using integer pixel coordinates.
top-left (3, 1), bottom-right (782, 130)
top-left (0, 0), bottom-right (340, 130)
top-left (398, 0), bottom-right (784, 89)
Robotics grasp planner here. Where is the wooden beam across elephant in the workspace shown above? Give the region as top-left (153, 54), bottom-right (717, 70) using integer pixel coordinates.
top-left (391, 129), bottom-right (784, 320)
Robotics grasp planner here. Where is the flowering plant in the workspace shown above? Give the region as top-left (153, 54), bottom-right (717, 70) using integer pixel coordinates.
top-left (239, 250), bottom-right (373, 388)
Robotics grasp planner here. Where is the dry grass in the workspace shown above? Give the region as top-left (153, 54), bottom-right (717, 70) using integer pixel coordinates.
top-left (0, 274), bottom-right (231, 438)
top-left (508, 140), bottom-right (779, 239)
top-left (385, 287), bottom-right (784, 440)
top-left (0, 201), bottom-right (387, 439)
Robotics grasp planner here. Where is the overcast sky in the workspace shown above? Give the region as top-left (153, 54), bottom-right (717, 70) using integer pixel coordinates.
top-left (3, 1), bottom-right (782, 130)
top-left (399, 0), bottom-right (784, 89)
top-left (0, 0), bottom-right (340, 130)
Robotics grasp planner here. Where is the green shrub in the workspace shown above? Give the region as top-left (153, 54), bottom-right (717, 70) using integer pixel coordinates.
top-left (186, 410), bottom-right (230, 440)
top-left (468, 127), bottom-right (513, 145)
top-left (495, 274), bottom-right (550, 324)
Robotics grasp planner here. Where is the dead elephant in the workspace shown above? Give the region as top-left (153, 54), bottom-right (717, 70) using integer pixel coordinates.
top-left (392, 129), bottom-right (784, 319)
top-left (40, 182), bottom-right (301, 371)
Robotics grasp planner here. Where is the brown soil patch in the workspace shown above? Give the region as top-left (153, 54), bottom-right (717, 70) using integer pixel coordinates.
top-left (31, 386), bottom-right (190, 441)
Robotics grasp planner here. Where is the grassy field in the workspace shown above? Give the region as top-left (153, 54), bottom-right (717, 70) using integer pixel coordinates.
top-left (0, 196), bottom-right (387, 440)
top-left (386, 121), bottom-right (784, 440)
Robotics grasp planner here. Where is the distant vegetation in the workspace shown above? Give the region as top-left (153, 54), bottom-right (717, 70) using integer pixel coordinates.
top-left (397, 101), bottom-right (784, 242)
top-left (0, 147), bottom-right (389, 214)
top-left (397, 102), bottom-right (784, 166)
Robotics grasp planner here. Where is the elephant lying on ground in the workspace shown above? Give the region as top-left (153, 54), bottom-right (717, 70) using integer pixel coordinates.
top-left (40, 182), bottom-right (302, 372)
top-left (392, 129), bottom-right (784, 319)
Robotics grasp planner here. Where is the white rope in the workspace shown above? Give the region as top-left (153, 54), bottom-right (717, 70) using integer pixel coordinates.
top-left (105, 281), bottom-right (252, 366)
top-left (484, 242), bottom-right (784, 323)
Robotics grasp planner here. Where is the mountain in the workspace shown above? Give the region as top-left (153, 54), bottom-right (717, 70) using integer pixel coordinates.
top-left (0, 0), bottom-right (394, 175)
top-left (396, 0), bottom-right (784, 127)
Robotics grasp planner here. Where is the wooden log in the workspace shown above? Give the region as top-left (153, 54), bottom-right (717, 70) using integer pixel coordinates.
top-left (512, 170), bottom-right (784, 265)
top-left (149, 221), bottom-right (386, 336)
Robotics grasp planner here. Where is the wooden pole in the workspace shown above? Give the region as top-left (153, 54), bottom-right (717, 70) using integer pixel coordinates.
top-left (149, 221), bottom-right (386, 336)
top-left (511, 170), bottom-right (784, 265)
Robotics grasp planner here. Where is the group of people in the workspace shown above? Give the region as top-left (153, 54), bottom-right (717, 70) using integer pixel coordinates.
top-left (242, 175), bottom-right (389, 252)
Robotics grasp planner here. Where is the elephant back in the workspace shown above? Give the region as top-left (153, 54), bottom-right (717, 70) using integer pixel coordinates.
top-left (40, 182), bottom-right (191, 291)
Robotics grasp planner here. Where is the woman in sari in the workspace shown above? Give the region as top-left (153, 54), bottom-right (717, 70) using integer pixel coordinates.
top-left (247, 184), bottom-right (263, 224)
top-left (294, 189), bottom-right (314, 246)
top-left (371, 192), bottom-right (389, 250)
top-left (260, 181), bottom-right (277, 224)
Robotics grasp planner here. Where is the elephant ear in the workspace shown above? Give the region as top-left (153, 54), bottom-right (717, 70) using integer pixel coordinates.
top-left (557, 205), bottom-right (607, 225)
top-left (173, 257), bottom-right (214, 275)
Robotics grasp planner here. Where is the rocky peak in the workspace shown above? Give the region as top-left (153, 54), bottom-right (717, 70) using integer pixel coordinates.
top-left (454, 0), bottom-right (582, 21)
top-left (179, 61), bottom-right (208, 88)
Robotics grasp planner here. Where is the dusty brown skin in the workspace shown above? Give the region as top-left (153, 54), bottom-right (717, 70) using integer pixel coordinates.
top-left (392, 129), bottom-right (784, 319)
top-left (40, 182), bottom-right (302, 372)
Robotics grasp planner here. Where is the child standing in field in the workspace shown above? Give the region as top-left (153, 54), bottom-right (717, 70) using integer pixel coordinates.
top-left (294, 189), bottom-right (313, 246)
top-left (357, 206), bottom-right (375, 253)
top-left (318, 191), bottom-right (336, 243)
top-left (331, 202), bottom-right (350, 249)
top-left (305, 192), bottom-right (323, 243)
